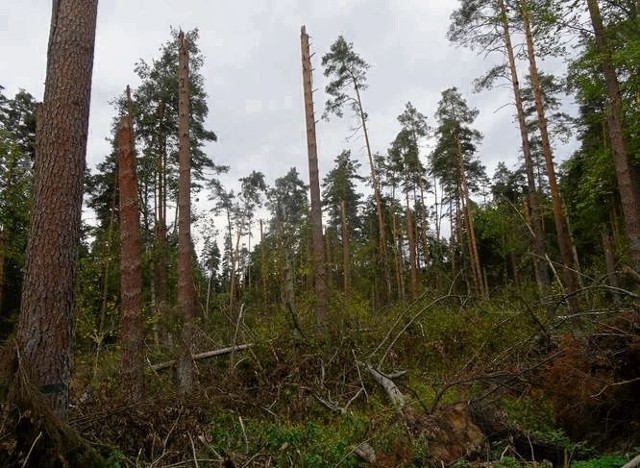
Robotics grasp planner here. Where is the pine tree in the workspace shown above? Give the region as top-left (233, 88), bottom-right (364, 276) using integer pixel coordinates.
top-left (15, 0), bottom-right (98, 417)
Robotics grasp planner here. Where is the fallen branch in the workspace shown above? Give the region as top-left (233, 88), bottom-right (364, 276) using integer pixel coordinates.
top-left (365, 363), bottom-right (405, 409)
top-left (150, 344), bottom-right (254, 371)
top-left (622, 453), bottom-right (640, 468)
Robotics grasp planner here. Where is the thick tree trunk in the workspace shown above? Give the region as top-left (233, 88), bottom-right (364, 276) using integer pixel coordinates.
top-left (520, 0), bottom-right (577, 294)
top-left (176, 31), bottom-right (195, 393)
top-left (301, 26), bottom-right (329, 323)
top-left (15, 0), bottom-right (98, 418)
top-left (117, 89), bottom-right (144, 401)
top-left (498, 0), bottom-right (550, 298)
top-left (587, 0), bottom-right (640, 273)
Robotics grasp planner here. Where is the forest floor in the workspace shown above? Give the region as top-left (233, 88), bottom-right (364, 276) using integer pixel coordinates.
top-left (2, 287), bottom-right (640, 467)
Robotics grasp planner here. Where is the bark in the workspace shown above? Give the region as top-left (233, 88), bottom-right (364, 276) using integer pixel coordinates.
top-left (176, 31), bottom-right (195, 393)
top-left (520, 0), bottom-right (577, 294)
top-left (587, 0), bottom-right (640, 273)
top-left (117, 89), bottom-right (144, 401)
top-left (15, 0), bottom-right (98, 418)
top-left (340, 200), bottom-right (351, 295)
top-left (301, 26), bottom-right (329, 323)
top-left (498, 0), bottom-right (550, 298)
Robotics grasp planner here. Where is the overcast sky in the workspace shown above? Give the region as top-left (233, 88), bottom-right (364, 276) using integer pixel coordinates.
top-left (1, 0), bottom-right (577, 236)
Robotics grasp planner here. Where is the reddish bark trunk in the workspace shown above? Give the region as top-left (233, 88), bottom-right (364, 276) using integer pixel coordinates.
top-left (15, 0), bottom-right (98, 418)
top-left (117, 90), bottom-right (144, 400)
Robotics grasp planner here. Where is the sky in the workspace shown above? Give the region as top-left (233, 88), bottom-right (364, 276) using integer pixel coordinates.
top-left (0, 0), bottom-right (577, 241)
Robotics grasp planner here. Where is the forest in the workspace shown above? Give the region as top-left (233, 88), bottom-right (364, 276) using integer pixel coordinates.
top-left (1, 0), bottom-right (640, 466)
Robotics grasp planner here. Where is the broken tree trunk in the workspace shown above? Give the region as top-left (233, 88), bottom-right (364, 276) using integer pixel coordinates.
top-left (151, 344), bottom-right (255, 372)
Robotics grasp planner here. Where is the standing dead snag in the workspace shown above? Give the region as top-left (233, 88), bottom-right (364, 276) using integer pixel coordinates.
top-left (177, 30), bottom-right (195, 392)
top-left (118, 87), bottom-right (144, 400)
top-left (14, 0), bottom-right (98, 418)
top-left (301, 25), bottom-right (329, 324)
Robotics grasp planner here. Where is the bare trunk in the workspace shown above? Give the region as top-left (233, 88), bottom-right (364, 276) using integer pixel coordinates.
top-left (15, 0), bottom-right (98, 418)
top-left (353, 84), bottom-right (391, 300)
top-left (520, 0), bottom-right (577, 294)
top-left (260, 219), bottom-right (268, 304)
top-left (498, 0), bottom-right (550, 298)
top-left (391, 206), bottom-right (404, 301)
top-left (117, 88), bottom-right (144, 400)
top-left (177, 31), bottom-right (195, 392)
top-left (455, 127), bottom-right (484, 297)
top-left (406, 193), bottom-right (418, 299)
top-left (587, 0), bottom-right (640, 273)
top-left (340, 200), bottom-right (351, 295)
top-left (155, 102), bottom-right (168, 312)
top-left (301, 26), bottom-right (329, 323)
top-left (229, 226), bottom-right (242, 309)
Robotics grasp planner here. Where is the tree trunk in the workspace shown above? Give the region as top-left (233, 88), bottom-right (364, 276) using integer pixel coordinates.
top-left (520, 0), bottom-right (577, 294)
top-left (406, 193), bottom-right (418, 299)
top-left (587, 0), bottom-right (640, 273)
top-left (154, 101), bottom-right (168, 319)
top-left (340, 200), bottom-right (351, 295)
top-left (176, 31), bottom-right (195, 393)
top-left (391, 208), bottom-right (404, 301)
top-left (498, 0), bottom-right (550, 298)
top-left (455, 127), bottom-right (484, 297)
top-left (260, 219), bottom-right (268, 304)
top-left (117, 88), bottom-right (144, 401)
top-left (301, 26), bottom-right (328, 323)
top-left (15, 0), bottom-right (98, 418)
top-left (229, 225), bottom-right (242, 309)
top-left (602, 231), bottom-right (620, 304)
top-left (353, 83), bottom-right (391, 301)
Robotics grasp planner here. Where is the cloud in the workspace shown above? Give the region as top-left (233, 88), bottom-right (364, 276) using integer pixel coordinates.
top-left (1, 0), bottom-right (578, 245)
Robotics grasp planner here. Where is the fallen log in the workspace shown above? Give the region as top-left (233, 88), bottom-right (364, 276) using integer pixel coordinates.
top-left (150, 344), bottom-right (254, 371)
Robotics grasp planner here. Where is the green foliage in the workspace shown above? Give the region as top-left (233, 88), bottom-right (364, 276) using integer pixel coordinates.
top-left (571, 453), bottom-right (628, 468)
top-left (321, 36), bottom-right (370, 120)
top-left (208, 411), bottom-right (368, 466)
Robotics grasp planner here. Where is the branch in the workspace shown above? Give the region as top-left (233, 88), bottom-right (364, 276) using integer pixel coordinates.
top-left (622, 453), bottom-right (640, 468)
top-left (365, 363), bottom-right (405, 409)
top-left (150, 344), bottom-right (254, 371)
